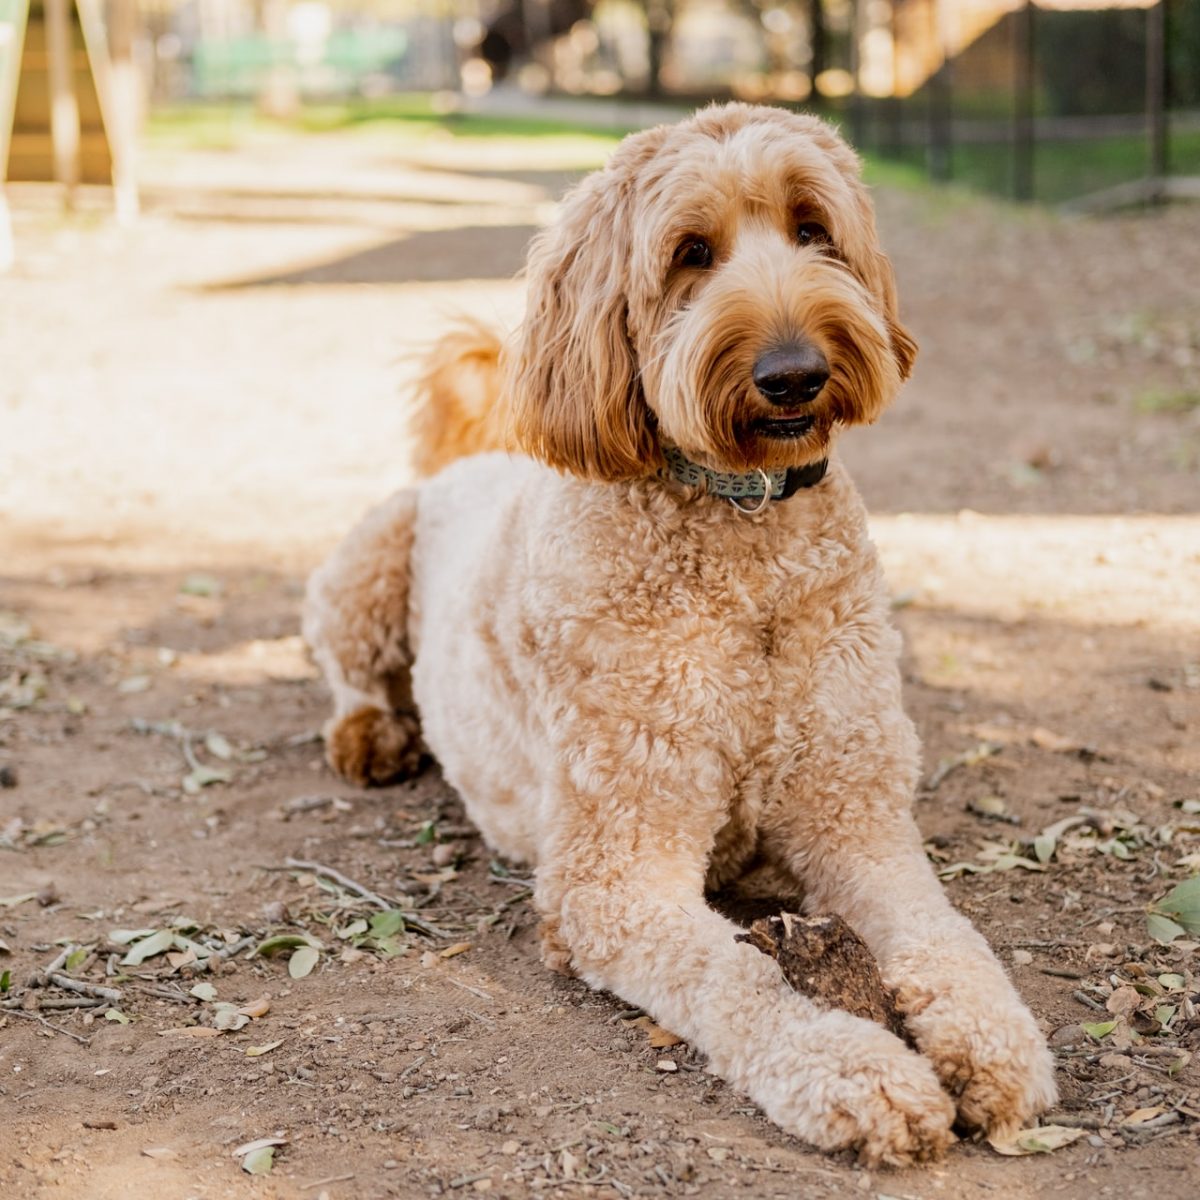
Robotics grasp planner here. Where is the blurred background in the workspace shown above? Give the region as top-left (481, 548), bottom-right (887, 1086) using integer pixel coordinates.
top-left (4, 0), bottom-right (1199, 217)
top-left (0, 0), bottom-right (1197, 615)
top-left (0, 2), bottom-right (1197, 589)
top-left (2, 8), bottom-right (1199, 1191)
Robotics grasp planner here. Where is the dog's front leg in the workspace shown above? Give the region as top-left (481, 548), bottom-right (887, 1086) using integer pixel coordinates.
top-left (767, 687), bottom-right (1057, 1136)
top-left (536, 820), bottom-right (955, 1165)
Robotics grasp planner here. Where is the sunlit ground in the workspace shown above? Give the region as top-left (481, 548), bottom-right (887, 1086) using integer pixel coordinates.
top-left (2, 102), bottom-right (1195, 616)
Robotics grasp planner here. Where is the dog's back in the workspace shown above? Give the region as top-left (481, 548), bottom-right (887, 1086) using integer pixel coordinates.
top-left (410, 321), bottom-right (510, 479)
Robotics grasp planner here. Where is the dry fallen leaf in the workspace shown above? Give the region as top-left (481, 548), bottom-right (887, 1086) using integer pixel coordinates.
top-left (1105, 986), bottom-right (1142, 1018)
top-left (158, 1025), bottom-right (222, 1039)
top-left (439, 942), bottom-right (472, 959)
top-left (560, 1149), bottom-right (580, 1180)
top-left (240, 1146), bottom-right (275, 1175)
top-left (238, 995), bottom-right (271, 1018)
top-left (412, 869), bottom-right (459, 886)
top-left (141, 1147), bottom-right (177, 1160)
top-left (1122, 1106), bottom-right (1167, 1126)
top-left (624, 1014), bottom-right (684, 1049)
top-left (1030, 727), bottom-right (1082, 753)
top-left (288, 945), bottom-right (320, 979)
top-left (213, 1005), bottom-right (250, 1032)
top-left (232, 1136), bottom-right (289, 1158)
top-left (245, 1040), bottom-right (284, 1057)
top-left (655, 1059), bottom-right (678, 1072)
top-left (988, 1124), bottom-right (1086, 1156)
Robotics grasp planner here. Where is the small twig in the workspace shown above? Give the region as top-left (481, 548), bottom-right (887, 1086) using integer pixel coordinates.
top-left (46, 973), bottom-right (122, 1002)
top-left (449, 1172), bottom-right (492, 1190)
top-left (283, 859), bottom-right (392, 909)
top-left (4, 996), bottom-right (105, 1011)
top-left (399, 1055), bottom-right (426, 1079)
top-left (44, 946), bottom-right (74, 974)
top-left (1009, 938), bottom-right (1087, 949)
top-left (181, 733), bottom-right (204, 775)
top-left (216, 936), bottom-right (256, 960)
top-left (1040, 966), bottom-right (1086, 980)
top-left (611, 1008), bottom-right (645, 1023)
top-left (1042, 1112), bottom-right (1104, 1130)
top-left (301, 1174), bottom-right (355, 1191)
top-left (447, 978), bottom-right (493, 1002)
top-left (3, 1008), bottom-right (91, 1044)
top-left (282, 730), bottom-right (322, 748)
top-left (282, 795), bottom-right (339, 816)
top-left (272, 859), bottom-right (447, 938)
top-left (135, 984), bottom-right (194, 1004)
top-left (1072, 990), bottom-right (1106, 1012)
top-left (499, 888), bottom-right (533, 912)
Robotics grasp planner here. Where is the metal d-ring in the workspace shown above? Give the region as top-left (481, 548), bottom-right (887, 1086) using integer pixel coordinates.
top-left (728, 470), bottom-right (774, 515)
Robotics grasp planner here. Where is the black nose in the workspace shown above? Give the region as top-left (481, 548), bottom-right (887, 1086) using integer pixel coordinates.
top-left (753, 344), bottom-right (830, 406)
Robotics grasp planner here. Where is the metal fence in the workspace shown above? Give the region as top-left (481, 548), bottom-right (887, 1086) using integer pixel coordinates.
top-left (832, 0), bottom-right (1198, 208)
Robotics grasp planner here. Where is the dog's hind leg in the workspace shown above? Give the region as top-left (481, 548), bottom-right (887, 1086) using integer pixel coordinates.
top-left (303, 489), bottom-right (424, 787)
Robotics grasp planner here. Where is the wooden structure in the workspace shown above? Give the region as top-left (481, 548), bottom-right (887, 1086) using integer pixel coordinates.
top-left (0, 0), bottom-right (28, 266)
top-left (1, 0), bottom-right (137, 265)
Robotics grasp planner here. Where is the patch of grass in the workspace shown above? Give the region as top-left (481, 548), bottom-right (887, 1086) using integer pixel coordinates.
top-left (145, 95), bottom-right (631, 155)
top-left (941, 129), bottom-right (1200, 206)
top-left (1135, 387), bottom-right (1200, 414)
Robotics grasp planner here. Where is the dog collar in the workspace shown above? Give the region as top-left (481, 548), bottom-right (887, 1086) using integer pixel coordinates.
top-left (661, 444), bottom-right (828, 510)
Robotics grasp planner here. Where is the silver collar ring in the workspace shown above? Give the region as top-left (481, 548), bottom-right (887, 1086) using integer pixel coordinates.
top-left (728, 470), bottom-right (774, 515)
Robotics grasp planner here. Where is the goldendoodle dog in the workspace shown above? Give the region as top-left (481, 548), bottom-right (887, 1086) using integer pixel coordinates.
top-left (304, 102), bottom-right (1056, 1165)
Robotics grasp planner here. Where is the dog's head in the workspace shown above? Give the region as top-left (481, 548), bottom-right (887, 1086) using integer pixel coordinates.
top-left (509, 103), bottom-right (915, 478)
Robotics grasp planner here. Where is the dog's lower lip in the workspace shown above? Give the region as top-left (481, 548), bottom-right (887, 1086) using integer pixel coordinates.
top-left (754, 415), bottom-right (815, 439)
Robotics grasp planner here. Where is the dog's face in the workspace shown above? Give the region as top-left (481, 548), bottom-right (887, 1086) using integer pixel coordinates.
top-left (510, 103), bottom-right (916, 479)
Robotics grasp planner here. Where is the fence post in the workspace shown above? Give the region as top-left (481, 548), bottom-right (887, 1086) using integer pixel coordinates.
top-left (1013, 0), bottom-right (1035, 202)
top-left (1146, 0), bottom-right (1168, 200)
top-left (928, 0), bottom-right (952, 181)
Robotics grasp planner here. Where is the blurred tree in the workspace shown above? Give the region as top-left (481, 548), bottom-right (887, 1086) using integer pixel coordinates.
top-left (645, 0), bottom-right (673, 95)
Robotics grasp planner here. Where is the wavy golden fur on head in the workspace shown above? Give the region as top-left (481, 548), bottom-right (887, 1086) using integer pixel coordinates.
top-left (507, 103), bottom-right (917, 479)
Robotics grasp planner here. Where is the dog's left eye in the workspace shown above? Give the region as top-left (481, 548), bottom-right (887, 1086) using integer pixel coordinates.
top-left (674, 238), bottom-right (713, 269)
top-left (796, 222), bottom-right (830, 246)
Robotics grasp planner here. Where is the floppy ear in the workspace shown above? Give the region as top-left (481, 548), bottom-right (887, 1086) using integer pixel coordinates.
top-left (863, 246), bottom-right (918, 382)
top-left (839, 171), bottom-right (917, 383)
top-left (508, 135), bottom-right (664, 479)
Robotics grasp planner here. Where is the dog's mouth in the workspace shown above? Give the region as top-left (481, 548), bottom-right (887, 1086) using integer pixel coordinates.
top-left (751, 413), bottom-right (816, 440)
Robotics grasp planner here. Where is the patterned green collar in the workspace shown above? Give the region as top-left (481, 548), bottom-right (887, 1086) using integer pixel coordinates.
top-left (661, 444), bottom-right (828, 510)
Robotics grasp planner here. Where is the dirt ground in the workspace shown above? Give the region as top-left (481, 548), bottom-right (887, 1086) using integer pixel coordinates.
top-left (1, 119), bottom-right (1199, 1200)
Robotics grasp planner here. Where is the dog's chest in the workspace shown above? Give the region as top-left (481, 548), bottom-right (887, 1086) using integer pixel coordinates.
top-left (601, 548), bottom-right (838, 889)
top-left (702, 594), bottom-right (832, 888)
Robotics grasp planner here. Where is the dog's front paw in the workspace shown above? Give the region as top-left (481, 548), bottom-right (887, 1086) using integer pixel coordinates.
top-left (826, 1049), bottom-right (957, 1166)
top-left (763, 1018), bottom-right (956, 1166)
top-left (325, 706), bottom-right (424, 786)
top-left (897, 973), bottom-right (1057, 1135)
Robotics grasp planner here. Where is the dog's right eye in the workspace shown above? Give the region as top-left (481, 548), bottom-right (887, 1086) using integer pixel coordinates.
top-left (674, 238), bottom-right (713, 269)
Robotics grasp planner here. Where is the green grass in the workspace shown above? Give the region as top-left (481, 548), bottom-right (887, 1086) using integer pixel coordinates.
top-left (1136, 387), bottom-right (1200, 414)
top-left (144, 95), bottom-right (631, 155)
top-left (944, 128), bottom-right (1200, 205)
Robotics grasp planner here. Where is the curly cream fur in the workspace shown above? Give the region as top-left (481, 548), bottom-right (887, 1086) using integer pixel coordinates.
top-left (304, 103), bottom-right (1055, 1165)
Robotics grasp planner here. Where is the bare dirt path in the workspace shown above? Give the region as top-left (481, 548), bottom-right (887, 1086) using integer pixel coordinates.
top-left (1, 122), bottom-right (1198, 1199)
